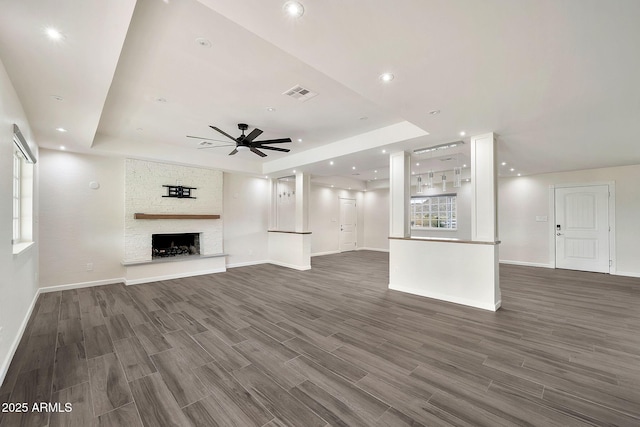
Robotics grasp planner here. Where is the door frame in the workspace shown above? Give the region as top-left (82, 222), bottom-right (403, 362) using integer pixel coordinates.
top-left (548, 181), bottom-right (616, 273)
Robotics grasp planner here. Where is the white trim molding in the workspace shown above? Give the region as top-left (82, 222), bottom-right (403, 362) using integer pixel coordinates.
top-left (357, 247), bottom-right (390, 253)
top-left (40, 278), bottom-right (125, 293)
top-left (268, 260), bottom-right (311, 271)
top-left (499, 260), bottom-right (553, 268)
top-left (311, 250), bottom-right (340, 257)
top-left (389, 284), bottom-right (501, 312)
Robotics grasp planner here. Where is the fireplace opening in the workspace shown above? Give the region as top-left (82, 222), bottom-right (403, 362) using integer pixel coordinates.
top-left (152, 233), bottom-right (200, 258)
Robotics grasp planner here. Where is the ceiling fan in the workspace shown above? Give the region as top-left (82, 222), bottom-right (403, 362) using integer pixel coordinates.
top-left (187, 123), bottom-right (292, 157)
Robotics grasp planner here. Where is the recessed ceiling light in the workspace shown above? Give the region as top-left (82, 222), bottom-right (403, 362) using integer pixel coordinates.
top-left (283, 1), bottom-right (304, 17)
top-left (331, 185), bottom-right (334, 188)
top-left (510, 168), bottom-right (515, 172)
top-left (329, 161), bottom-right (334, 165)
top-left (463, 164), bottom-right (467, 168)
top-left (429, 110), bottom-right (441, 115)
top-left (266, 107), bottom-right (276, 112)
top-left (195, 38), bottom-right (211, 47)
top-left (374, 177), bottom-right (377, 180)
top-left (382, 149), bottom-right (386, 154)
top-left (459, 131), bottom-right (466, 136)
top-left (466, 178), bottom-right (470, 182)
top-left (416, 162), bottom-right (420, 166)
top-left (517, 173), bottom-right (522, 177)
top-left (45, 27), bottom-right (64, 40)
top-left (60, 146), bottom-right (65, 150)
top-left (156, 97), bottom-right (167, 103)
top-left (411, 171), bottom-right (415, 175)
top-left (352, 166), bottom-right (356, 170)
top-left (292, 169), bottom-right (296, 173)
top-left (56, 127), bottom-right (67, 132)
top-left (379, 73), bottom-right (394, 82)
top-left (50, 95), bottom-right (64, 102)
top-left (297, 138), bottom-right (302, 142)
top-left (501, 162), bottom-right (507, 166)
top-left (348, 187), bottom-right (351, 190)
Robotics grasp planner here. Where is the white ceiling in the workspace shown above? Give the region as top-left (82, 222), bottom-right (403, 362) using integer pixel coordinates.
top-left (1, 0), bottom-right (639, 186)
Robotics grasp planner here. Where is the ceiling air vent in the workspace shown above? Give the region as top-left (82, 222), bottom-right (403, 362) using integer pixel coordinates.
top-left (283, 84), bottom-right (318, 102)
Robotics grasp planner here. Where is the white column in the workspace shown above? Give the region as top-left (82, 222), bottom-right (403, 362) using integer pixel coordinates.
top-left (295, 172), bottom-right (310, 232)
top-left (389, 151), bottom-right (411, 238)
top-left (470, 133), bottom-right (498, 242)
top-left (268, 178), bottom-right (277, 230)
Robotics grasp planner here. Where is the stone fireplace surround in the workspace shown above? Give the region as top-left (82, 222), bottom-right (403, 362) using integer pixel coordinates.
top-left (123, 159), bottom-right (224, 284)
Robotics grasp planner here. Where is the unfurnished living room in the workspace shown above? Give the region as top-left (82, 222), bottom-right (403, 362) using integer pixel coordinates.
top-left (1, 1), bottom-right (640, 426)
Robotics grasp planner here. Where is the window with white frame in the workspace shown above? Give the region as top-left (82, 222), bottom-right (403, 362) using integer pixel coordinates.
top-left (410, 194), bottom-right (457, 230)
top-left (12, 124), bottom-right (36, 249)
top-left (12, 148), bottom-right (22, 243)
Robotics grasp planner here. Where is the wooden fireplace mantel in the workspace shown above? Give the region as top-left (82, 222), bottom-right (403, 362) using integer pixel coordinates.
top-left (134, 213), bottom-right (221, 220)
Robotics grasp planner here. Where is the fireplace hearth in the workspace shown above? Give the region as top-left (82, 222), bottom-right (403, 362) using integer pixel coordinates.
top-left (152, 233), bottom-right (200, 258)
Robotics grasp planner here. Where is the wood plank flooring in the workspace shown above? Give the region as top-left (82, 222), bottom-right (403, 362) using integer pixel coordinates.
top-left (2, 251), bottom-right (640, 426)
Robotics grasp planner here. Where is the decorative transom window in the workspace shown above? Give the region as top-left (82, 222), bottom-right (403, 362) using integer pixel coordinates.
top-left (410, 195), bottom-right (457, 230)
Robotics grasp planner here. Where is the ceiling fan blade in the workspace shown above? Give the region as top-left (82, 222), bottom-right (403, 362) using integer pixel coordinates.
top-left (228, 148), bottom-right (238, 156)
top-left (186, 135), bottom-right (229, 143)
top-left (197, 144), bottom-right (236, 150)
top-left (250, 147), bottom-right (267, 157)
top-left (253, 138), bottom-right (292, 144)
top-left (210, 126), bottom-right (238, 142)
top-left (258, 146), bottom-right (290, 153)
top-left (244, 128), bottom-right (263, 142)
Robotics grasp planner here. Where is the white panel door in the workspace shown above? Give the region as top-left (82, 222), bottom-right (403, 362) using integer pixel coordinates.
top-left (555, 185), bottom-right (609, 273)
top-left (339, 198), bottom-right (357, 252)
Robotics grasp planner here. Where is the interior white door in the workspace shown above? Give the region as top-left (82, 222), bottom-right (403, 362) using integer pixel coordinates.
top-left (339, 198), bottom-right (357, 252)
top-left (555, 185), bottom-right (609, 273)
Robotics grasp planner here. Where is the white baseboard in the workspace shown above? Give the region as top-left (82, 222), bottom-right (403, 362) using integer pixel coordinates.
top-left (39, 277), bottom-right (125, 294)
top-left (388, 283), bottom-right (500, 312)
top-left (357, 247), bottom-right (390, 253)
top-left (125, 268), bottom-right (227, 285)
top-left (0, 288), bottom-right (41, 387)
top-left (615, 271), bottom-right (640, 278)
top-left (268, 260), bottom-right (311, 271)
top-left (311, 251), bottom-right (340, 257)
top-left (499, 259), bottom-right (553, 268)
top-left (226, 260), bottom-right (269, 269)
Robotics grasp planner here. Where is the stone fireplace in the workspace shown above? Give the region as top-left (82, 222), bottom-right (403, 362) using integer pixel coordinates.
top-left (152, 233), bottom-right (200, 258)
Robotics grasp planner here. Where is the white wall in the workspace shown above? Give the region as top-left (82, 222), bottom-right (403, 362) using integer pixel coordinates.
top-left (499, 164), bottom-right (640, 277)
top-left (363, 189), bottom-right (390, 251)
top-left (39, 150), bottom-right (125, 287)
top-left (223, 173), bottom-right (269, 267)
top-left (0, 58), bottom-right (39, 384)
top-left (309, 186), bottom-right (364, 255)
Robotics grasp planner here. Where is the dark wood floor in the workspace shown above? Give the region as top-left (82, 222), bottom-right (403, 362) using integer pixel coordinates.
top-left (1, 251), bottom-right (640, 426)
